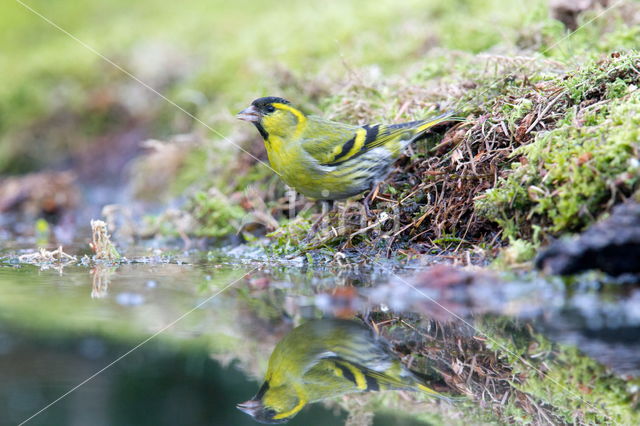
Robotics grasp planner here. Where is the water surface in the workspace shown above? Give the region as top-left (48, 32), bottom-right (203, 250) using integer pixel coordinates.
top-left (1, 246), bottom-right (639, 425)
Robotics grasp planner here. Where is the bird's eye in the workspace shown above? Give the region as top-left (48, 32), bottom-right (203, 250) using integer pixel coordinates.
top-left (266, 409), bottom-right (278, 420)
top-left (265, 105), bottom-right (275, 113)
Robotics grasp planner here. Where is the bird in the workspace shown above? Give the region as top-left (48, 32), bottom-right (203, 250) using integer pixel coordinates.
top-left (237, 318), bottom-right (457, 424)
top-left (237, 96), bottom-right (457, 214)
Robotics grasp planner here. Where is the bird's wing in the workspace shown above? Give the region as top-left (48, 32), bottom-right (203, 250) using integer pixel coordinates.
top-left (301, 113), bottom-right (454, 167)
top-left (299, 118), bottom-right (364, 166)
top-left (363, 112), bottom-right (458, 151)
top-left (314, 351), bottom-right (451, 399)
top-left (304, 357), bottom-right (457, 402)
top-left (358, 362), bottom-right (454, 400)
top-left (302, 358), bottom-right (378, 392)
top-left (301, 122), bottom-right (398, 166)
top-left (315, 356), bottom-right (406, 392)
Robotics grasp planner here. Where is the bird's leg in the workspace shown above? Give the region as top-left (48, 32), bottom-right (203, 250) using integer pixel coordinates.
top-left (362, 183), bottom-right (380, 218)
top-left (304, 200), bottom-right (335, 243)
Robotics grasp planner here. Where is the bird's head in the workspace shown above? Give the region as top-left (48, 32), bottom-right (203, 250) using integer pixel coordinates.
top-left (237, 380), bottom-right (305, 424)
top-left (237, 97), bottom-right (306, 139)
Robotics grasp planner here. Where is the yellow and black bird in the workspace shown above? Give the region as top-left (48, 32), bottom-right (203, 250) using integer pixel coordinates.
top-left (237, 318), bottom-right (455, 424)
top-left (237, 97), bottom-right (456, 210)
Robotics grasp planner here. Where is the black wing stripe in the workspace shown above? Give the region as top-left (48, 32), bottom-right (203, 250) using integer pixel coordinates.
top-left (335, 363), bottom-right (358, 385)
top-left (322, 124), bottom-right (383, 167)
top-left (363, 124), bottom-right (380, 146)
top-left (331, 135), bottom-right (356, 163)
top-left (328, 358), bottom-right (381, 391)
top-left (365, 374), bottom-right (380, 391)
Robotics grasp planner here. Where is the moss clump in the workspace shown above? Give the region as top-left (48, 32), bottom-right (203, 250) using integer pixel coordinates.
top-left (477, 53), bottom-right (640, 241)
top-left (265, 217), bottom-right (312, 256)
top-left (189, 190), bottom-right (246, 238)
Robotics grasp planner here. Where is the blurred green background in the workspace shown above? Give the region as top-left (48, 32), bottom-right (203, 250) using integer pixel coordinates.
top-left (3, 0), bottom-right (636, 197)
top-left (1, 0), bottom-right (549, 175)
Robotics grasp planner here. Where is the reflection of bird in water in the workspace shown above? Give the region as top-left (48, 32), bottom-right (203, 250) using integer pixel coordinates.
top-left (237, 318), bottom-right (456, 424)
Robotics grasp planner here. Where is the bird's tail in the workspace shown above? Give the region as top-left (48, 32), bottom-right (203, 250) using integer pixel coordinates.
top-left (415, 111), bottom-right (463, 133)
top-left (416, 383), bottom-right (465, 403)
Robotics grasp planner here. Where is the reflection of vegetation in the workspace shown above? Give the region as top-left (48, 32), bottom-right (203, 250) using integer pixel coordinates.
top-left (238, 318), bottom-right (455, 424)
top-left (1, 261), bottom-right (638, 425)
top-left (230, 275), bottom-right (640, 424)
top-left (90, 264), bottom-right (116, 298)
top-left (366, 313), bottom-right (640, 425)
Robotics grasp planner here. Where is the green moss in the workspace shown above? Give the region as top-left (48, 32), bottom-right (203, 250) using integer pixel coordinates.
top-left (264, 217), bottom-right (312, 256)
top-left (539, 7), bottom-right (640, 61)
top-left (493, 238), bottom-right (538, 265)
top-left (502, 98), bottom-right (534, 124)
top-left (477, 53), bottom-right (640, 241)
top-left (263, 51), bottom-right (640, 254)
top-left (190, 190), bottom-right (246, 238)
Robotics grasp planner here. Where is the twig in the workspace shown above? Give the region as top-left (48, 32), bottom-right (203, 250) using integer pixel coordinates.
top-left (526, 91), bottom-right (566, 133)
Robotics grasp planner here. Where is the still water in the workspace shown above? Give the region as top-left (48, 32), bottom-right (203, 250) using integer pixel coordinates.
top-left (0, 258), bottom-right (429, 425)
top-left (1, 248), bottom-right (639, 425)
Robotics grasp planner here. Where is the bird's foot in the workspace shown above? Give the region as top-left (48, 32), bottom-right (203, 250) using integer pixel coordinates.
top-left (302, 201), bottom-right (335, 245)
top-left (362, 184), bottom-right (380, 219)
top-left (302, 213), bottom-right (326, 244)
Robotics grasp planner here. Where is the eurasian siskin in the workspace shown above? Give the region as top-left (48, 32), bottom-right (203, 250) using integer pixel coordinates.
top-left (237, 318), bottom-right (455, 424)
top-left (237, 97), bottom-right (456, 205)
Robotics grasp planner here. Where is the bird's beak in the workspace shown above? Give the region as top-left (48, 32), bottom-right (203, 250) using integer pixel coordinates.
top-left (236, 105), bottom-right (261, 123)
top-left (237, 399), bottom-right (262, 416)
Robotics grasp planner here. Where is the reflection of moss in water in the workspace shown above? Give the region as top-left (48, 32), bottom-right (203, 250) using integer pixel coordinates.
top-left (352, 313), bottom-right (640, 425)
top-left (511, 337), bottom-right (639, 424)
top-left (0, 262), bottom-right (272, 389)
top-left (195, 268), bottom-right (639, 424)
top-left (476, 317), bottom-right (638, 424)
top-left (234, 284), bottom-right (290, 321)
